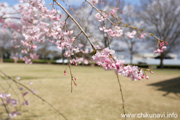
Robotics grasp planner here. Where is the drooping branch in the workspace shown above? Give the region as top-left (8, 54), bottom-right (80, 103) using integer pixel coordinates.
top-left (54, 0), bottom-right (96, 51)
top-left (0, 70), bottom-right (68, 120)
top-left (85, 0), bottom-right (162, 43)
top-left (68, 64), bottom-right (73, 93)
top-left (116, 73), bottom-right (126, 120)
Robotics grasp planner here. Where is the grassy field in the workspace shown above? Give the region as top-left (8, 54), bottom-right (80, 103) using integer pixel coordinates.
top-left (0, 63), bottom-right (180, 120)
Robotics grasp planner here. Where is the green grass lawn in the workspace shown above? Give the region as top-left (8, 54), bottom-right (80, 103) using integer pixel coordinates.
top-left (0, 63), bottom-right (180, 120)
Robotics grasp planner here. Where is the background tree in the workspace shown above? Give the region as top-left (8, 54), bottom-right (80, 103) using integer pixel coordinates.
top-left (36, 41), bottom-right (59, 61)
top-left (0, 30), bottom-right (12, 63)
top-left (118, 4), bottom-right (146, 64)
top-left (141, 0), bottom-right (180, 67)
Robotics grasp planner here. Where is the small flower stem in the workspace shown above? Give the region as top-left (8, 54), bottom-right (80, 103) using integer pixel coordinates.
top-left (68, 64), bottom-right (73, 93)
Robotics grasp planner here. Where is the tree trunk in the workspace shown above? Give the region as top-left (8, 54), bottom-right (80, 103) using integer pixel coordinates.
top-left (130, 43), bottom-right (133, 65)
top-left (159, 53), bottom-right (165, 68)
top-left (62, 49), bottom-right (65, 64)
top-left (0, 49), bottom-right (4, 63)
top-left (130, 52), bottom-right (133, 65)
top-left (104, 36), bottom-right (108, 48)
top-left (0, 56), bottom-right (3, 63)
top-left (14, 60), bottom-right (17, 64)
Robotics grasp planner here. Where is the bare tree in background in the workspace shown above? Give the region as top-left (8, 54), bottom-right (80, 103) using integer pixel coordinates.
top-left (120, 4), bottom-right (145, 64)
top-left (36, 41), bottom-right (59, 61)
top-left (67, 0), bottom-right (125, 48)
top-left (141, 0), bottom-right (180, 68)
top-left (0, 30), bottom-right (12, 63)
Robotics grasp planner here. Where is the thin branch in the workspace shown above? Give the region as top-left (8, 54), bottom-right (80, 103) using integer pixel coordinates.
top-left (0, 98), bottom-right (10, 119)
top-left (0, 73), bottom-right (20, 99)
top-left (115, 73), bottom-right (126, 120)
top-left (62, 16), bottom-right (69, 30)
top-left (2, 17), bottom-right (20, 20)
top-left (68, 64), bottom-right (73, 93)
top-left (74, 31), bottom-right (82, 40)
top-left (61, 0), bottom-right (85, 24)
top-left (85, 0), bottom-right (114, 25)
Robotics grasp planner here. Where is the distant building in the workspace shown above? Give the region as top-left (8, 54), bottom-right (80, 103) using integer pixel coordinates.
top-left (56, 59), bottom-right (68, 63)
top-left (124, 53), bottom-right (180, 65)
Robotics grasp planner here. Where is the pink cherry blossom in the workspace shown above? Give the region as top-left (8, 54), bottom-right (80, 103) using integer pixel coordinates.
top-left (64, 70), bottom-right (66, 75)
top-left (9, 112), bottom-right (18, 118)
top-left (145, 75), bottom-right (149, 80)
top-left (100, 26), bottom-right (123, 37)
top-left (0, 93), bottom-right (11, 99)
top-left (161, 46), bottom-right (166, 50)
top-left (126, 31), bottom-right (136, 38)
top-left (139, 33), bottom-right (146, 39)
top-left (154, 48), bottom-right (162, 53)
top-left (92, 0), bottom-right (99, 5)
top-left (93, 48), bottom-right (148, 80)
top-left (95, 13), bottom-right (107, 22)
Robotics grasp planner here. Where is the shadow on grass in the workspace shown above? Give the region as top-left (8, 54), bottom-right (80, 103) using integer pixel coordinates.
top-left (149, 77), bottom-right (180, 98)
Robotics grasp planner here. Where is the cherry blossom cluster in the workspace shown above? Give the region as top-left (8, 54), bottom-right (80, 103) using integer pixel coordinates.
top-left (100, 26), bottom-right (123, 37)
top-left (0, 0), bottom-right (76, 64)
top-left (111, 8), bottom-right (118, 17)
top-left (95, 7), bottom-right (119, 22)
top-left (17, 0), bottom-right (93, 65)
top-left (154, 41), bottom-right (167, 53)
top-left (94, 7), bottom-right (147, 40)
top-left (0, 93), bottom-right (21, 118)
top-left (126, 31), bottom-right (137, 38)
top-left (0, 3), bottom-right (21, 30)
top-left (18, 0), bottom-right (66, 63)
top-left (0, 75), bottom-right (34, 119)
top-left (92, 48), bottom-right (152, 80)
top-left (126, 31), bottom-right (146, 39)
top-left (93, 6), bottom-right (153, 80)
top-left (99, 25), bottom-right (146, 39)
top-left (95, 13), bottom-right (108, 22)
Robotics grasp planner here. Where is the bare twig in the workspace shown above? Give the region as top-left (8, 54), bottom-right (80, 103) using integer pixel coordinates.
top-left (62, 16), bottom-right (69, 30)
top-left (74, 31), bottom-right (82, 40)
top-left (85, 0), bottom-right (114, 25)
